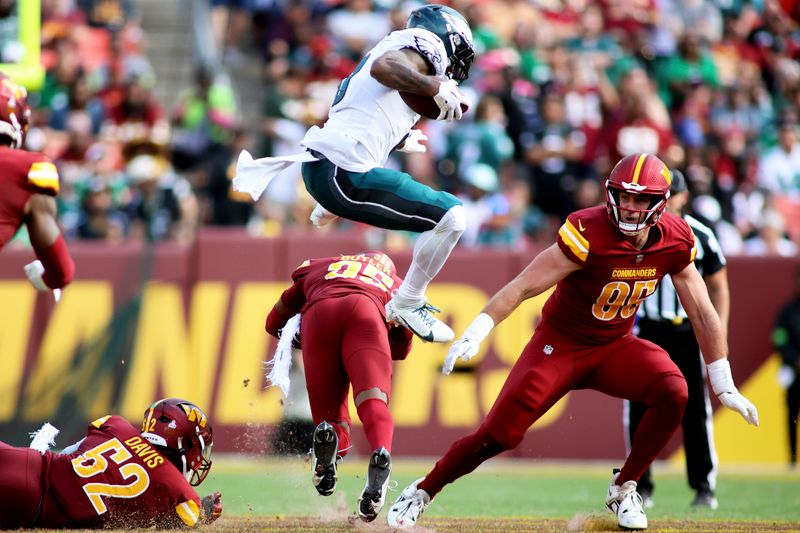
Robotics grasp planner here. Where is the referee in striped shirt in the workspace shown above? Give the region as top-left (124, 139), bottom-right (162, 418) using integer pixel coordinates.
top-left (625, 169), bottom-right (729, 510)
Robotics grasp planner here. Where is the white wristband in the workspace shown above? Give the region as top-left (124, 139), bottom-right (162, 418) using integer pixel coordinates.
top-left (707, 357), bottom-right (735, 396)
top-left (464, 313), bottom-right (494, 343)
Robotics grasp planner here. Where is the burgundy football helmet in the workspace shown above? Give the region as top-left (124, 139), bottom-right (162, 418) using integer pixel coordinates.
top-left (356, 250), bottom-right (397, 277)
top-left (0, 73), bottom-right (31, 149)
top-left (605, 153), bottom-right (672, 235)
top-left (141, 398), bottom-right (213, 486)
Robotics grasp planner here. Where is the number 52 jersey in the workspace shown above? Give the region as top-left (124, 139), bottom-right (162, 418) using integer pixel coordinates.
top-left (42, 415), bottom-right (203, 528)
top-left (546, 205), bottom-right (696, 345)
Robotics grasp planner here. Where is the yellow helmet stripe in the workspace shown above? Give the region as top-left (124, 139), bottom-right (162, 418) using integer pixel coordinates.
top-left (631, 153), bottom-right (648, 184)
top-left (660, 165), bottom-right (672, 185)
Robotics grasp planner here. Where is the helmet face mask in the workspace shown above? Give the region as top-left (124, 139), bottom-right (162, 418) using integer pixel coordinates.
top-left (406, 5), bottom-right (475, 83)
top-left (605, 153), bottom-right (672, 235)
top-left (141, 398), bottom-right (213, 486)
top-left (0, 73), bottom-right (31, 149)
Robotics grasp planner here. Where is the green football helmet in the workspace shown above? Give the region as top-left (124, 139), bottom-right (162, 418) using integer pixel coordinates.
top-left (406, 5), bottom-right (475, 83)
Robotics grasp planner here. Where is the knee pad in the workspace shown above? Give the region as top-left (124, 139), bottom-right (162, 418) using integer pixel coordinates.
top-left (436, 205), bottom-right (466, 235)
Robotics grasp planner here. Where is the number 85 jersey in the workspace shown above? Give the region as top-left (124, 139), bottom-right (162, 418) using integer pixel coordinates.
top-left (43, 415), bottom-right (202, 528)
top-left (544, 205), bottom-right (696, 345)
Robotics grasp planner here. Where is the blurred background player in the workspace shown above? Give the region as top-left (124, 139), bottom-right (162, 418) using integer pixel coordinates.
top-left (266, 251), bottom-right (413, 522)
top-left (0, 398), bottom-right (221, 528)
top-left (237, 4), bottom-right (475, 345)
top-left (388, 153), bottom-right (758, 531)
top-left (625, 169), bottom-right (729, 509)
top-left (0, 72), bottom-right (74, 296)
top-left (773, 267), bottom-right (800, 469)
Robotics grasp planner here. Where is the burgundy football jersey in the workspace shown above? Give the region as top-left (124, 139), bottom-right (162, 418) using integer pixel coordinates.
top-left (0, 146), bottom-right (60, 249)
top-left (544, 206), bottom-right (696, 345)
top-left (44, 415), bottom-right (203, 528)
top-left (282, 253), bottom-right (403, 319)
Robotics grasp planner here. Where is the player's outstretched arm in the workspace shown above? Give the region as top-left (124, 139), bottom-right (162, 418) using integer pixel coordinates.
top-left (674, 263), bottom-right (759, 426)
top-left (443, 244), bottom-right (579, 375)
top-left (484, 244), bottom-right (579, 325)
top-left (24, 193), bottom-right (74, 291)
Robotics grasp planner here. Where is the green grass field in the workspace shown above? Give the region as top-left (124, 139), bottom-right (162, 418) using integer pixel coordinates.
top-left (203, 456), bottom-right (800, 531)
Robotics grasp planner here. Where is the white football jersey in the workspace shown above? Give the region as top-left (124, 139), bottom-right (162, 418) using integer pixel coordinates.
top-left (301, 28), bottom-right (448, 173)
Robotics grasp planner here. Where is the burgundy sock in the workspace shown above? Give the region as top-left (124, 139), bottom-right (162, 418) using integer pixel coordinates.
top-left (619, 375), bottom-right (688, 483)
top-left (356, 399), bottom-right (394, 453)
top-left (418, 425), bottom-right (505, 499)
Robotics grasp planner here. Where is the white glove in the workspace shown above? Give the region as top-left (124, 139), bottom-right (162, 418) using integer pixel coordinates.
top-left (24, 260), bottom-right (49, 291)
top-left (433, 79), bottom-right (469, 121)
top-left (443, 313), bottom-right (494, 375)
top-left (309, 203), bottom-right (338, 228)
top-left (397, 129), bottom-right (428, 153)
top-left (707, 358), bottom-right (759, 426)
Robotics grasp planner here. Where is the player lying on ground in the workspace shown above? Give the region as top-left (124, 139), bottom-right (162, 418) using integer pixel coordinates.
top-left (0, 398), bottom-right (222, 528)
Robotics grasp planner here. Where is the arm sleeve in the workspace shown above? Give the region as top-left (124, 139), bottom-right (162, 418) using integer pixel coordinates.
top-left (34, 234), bottom-right (75, 289)
top-left (265, 262), bottom-right (309, 338)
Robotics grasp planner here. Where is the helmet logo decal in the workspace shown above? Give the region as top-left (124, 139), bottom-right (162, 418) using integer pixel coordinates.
top-left (412, 35), bottom-right (443, 71)
top-left (180, 403), bottom-right (208, 428)
top-left (621, 181), bottom-right (648, 192)
top-left (168, 420), bottom-right (177, 429)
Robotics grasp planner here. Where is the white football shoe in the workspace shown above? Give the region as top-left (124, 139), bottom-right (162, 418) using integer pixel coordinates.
top-left (387, 477), bottom-right (430, 528)
top-left (606, 470), bottom-right (648, 530)
top-left (385, 298), bottom-right (454, 343)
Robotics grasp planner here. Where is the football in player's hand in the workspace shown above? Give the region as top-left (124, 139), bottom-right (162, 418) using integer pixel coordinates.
top-left (399, 91), bottom-right (469, 120)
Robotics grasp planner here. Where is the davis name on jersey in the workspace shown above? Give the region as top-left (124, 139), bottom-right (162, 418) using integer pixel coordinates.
top-left (44, 415), bottom-right (202, 528)
top-left (547, 206), bottom-right (696, 344)
top-left (301, 28), bottom-right (448, 173)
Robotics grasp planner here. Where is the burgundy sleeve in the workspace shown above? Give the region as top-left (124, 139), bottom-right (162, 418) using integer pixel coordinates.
top-left (265, 265), bottom-right (308, 338)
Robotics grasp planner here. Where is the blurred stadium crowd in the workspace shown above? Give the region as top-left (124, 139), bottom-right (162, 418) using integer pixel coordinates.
top-left (7, 0), bottom-right (800, 255)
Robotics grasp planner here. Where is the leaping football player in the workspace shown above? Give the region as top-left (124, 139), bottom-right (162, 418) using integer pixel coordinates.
top-left (388, 153), bottom-right (759, 531)
top-left (236, 5), bottom-right (474, 345)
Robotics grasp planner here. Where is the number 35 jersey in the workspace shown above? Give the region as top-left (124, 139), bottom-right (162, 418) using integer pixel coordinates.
top-left (43, 415), bottom-right (202, 528)
top-left (279, 253), bottom-right (403, 321)
top-left (546, 206), bottom-right (696, 345)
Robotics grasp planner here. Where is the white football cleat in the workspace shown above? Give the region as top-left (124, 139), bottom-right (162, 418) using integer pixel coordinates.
top-left (606, 470), bottom-right (648, 530)
top-left (385, 299), bottom-right (454, 343)
top-left (387, 477), bottom-right (430, 528)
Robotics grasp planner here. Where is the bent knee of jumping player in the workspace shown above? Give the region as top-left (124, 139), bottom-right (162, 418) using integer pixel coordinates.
top-left (436, 204), bottom-right (466, 236)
